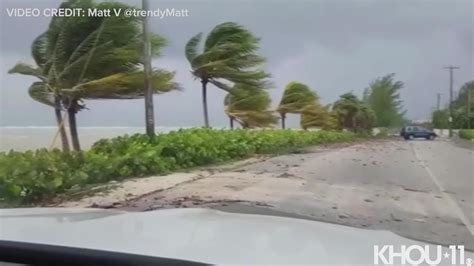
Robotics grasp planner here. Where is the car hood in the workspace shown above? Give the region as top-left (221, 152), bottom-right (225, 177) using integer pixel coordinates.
top-left (0, 208), bottom-right (470, 265)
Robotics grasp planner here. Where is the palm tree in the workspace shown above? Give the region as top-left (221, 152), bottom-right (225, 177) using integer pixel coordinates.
top-left (354, 105), bottom-right (376, 132)
top-left (300, 104), bottom-right (336, 130)
top-left (8, 43), bottom-right (71, 152)
top-left (185, 22), bottom-right (269, 127)
top-left (224, 84), bottom-right (277, 129)
top-left (333, 92), bottom-right (375, 132)
top-left (9, 0), bottom-right (179, 151)
top-left (277, 82), bottom-right (317, 129)
top-left (333, 93), bottom-right (360, 131)
top-left (142, 0), bottom-right (155, 137)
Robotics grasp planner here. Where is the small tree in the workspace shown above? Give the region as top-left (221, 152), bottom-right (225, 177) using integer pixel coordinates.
top-left (333, 93), bottom-right (360, 131)
top-left (366, 74), bottom-right (406, 127)
top-left (354, 105), bottom-right (376, 133)
top-left (333, 92), bottom-right (375, 132)
top-left (452, 81), bottom-right (474, 129)
top-left (224, 84), bottom-right (277, 129)
top-left (277, 82), bottom-right (317, 129)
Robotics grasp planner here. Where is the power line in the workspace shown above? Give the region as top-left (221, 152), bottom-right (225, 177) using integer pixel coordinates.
top-left (443, 66), bottom-right (460, 138)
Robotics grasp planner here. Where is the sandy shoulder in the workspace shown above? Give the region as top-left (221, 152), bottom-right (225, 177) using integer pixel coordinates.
top-left (56, 156), bottom-right (270, 208)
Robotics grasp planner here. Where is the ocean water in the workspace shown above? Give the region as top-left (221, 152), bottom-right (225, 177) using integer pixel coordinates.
top-left (2, 126), bottom-right (448, 152)
top-left (0, 126), bottom-right (183, 152)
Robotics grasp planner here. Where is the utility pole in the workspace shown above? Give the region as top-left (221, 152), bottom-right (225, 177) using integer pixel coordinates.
top-left (436, 93), bottom-right (442, 111)
top-left (142, 0), bottom-right (155, 137)
top-left (443, 66), bottom-right (460, 137)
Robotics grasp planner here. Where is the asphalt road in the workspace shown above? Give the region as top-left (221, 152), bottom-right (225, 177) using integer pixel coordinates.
top-left (122, 138), bottom-right (474, 250)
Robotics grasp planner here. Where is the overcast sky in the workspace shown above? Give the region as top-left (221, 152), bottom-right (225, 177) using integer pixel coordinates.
top-left (0, 0), bottom-right (473, 127)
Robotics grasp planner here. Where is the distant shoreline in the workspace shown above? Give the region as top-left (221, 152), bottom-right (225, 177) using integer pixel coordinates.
top-left (0, 126), bottom-right (185, 152)
top-left (0, 126), bottom-right (181, 129)
top-left (0, 126), bottom-right (308, 152)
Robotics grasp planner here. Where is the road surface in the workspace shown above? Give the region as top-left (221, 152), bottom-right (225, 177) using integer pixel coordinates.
top-left (120, 138), bottom-right (474, 250)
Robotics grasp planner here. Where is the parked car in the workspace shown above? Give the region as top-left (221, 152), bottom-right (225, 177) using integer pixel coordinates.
top-left (400, 126), bottom-right (437, 140)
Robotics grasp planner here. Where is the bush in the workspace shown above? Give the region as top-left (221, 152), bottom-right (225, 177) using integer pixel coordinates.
top-left (459, 129), bottom-right (474, 140)
top-left (0, 128), bottom-right (356, 205)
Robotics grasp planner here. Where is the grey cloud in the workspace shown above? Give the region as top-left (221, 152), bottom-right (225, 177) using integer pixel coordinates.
top-left (1, 0), bottom-right (473, 126)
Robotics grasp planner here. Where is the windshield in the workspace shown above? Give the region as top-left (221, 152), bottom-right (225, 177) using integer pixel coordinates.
top-left (1, 0), bottom-right (473, 265)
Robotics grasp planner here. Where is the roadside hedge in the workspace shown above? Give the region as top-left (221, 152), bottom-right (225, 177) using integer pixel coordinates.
top-left (0, 128), bottom-right (356, 205)
top-left (459, 129), bottom-right (474, 140)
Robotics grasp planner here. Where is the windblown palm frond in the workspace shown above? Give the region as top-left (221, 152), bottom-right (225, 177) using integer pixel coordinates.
top-left (28, 82), bottom-right (55, 107)
top-left (209, 79), bottom-right (233, 92)
top-left (186, 22), bottom-right (269, 127)
top-left (65, 69), bottom-right (181, 99)
top-left (224, 84), bottom-right (277, 128)
top-left (300, 104), bottom-right (336, 130)
top-left (12, 0), bottom-right (177, 103)
top-left (227, 110), bottom-right (277, 128)
top-left (8, 63), bottom-right (44, 80)
top-left (278, 82), bottom-right (318, 114)
top-left (355, 105), bottom-right (376, 131)
top-left (333, 92), bottom-right (375, 132)
top-left (185, 33), bottom-right (203, 63)
top-left (186, 22), bottom-right (270, 90)
top-left (31, 32), bottom-right (48, 67)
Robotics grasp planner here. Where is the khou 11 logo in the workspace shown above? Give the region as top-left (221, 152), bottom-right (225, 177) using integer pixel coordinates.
top-left (373, 245), bottom-right (473, 265)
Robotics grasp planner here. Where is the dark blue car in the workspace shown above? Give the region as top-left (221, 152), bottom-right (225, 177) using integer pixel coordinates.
top-left (400, 126), bottom-right (437, 140)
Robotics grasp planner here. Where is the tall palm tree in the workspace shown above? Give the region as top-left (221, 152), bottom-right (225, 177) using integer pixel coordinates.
top-left (224, 84), bottom-right (277, 129)
top-left (185, 22), bottom-right (269, 127)
top-left (9, 0), bottom-right (179, 151)
top-left (142, 0), bottom-right (155, 137)
top-left (277, 82), bottom-right (317, 129)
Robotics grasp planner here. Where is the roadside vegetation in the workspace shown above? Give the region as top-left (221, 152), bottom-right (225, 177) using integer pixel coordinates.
top-left (459, 129), bottom-right (474, 140)
top-left (432, 81), bottom-right (473, 130)
top-left (0, 129), bottom-right (356, 206)
top-left (363, 74), bottom-right (406, 128)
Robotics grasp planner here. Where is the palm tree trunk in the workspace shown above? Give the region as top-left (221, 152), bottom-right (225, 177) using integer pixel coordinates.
top-left (67, 102), bottom-right (81, 151)
top-left (281, 113), bottom-right (286, 129)
top-left (201, 80), bottom-right (210, 127)
top-left (54, 96), bottom-right (70, 152)
top-left (142, 0), bottom-right (155, 137)
top-left (229, 117), bottom-right (234, 129)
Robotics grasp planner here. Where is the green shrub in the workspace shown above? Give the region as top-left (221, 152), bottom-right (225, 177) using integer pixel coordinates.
top-left (0, 128), bottom-right (356, 205)
top-left (459, 129), bottom-right (474, 140)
